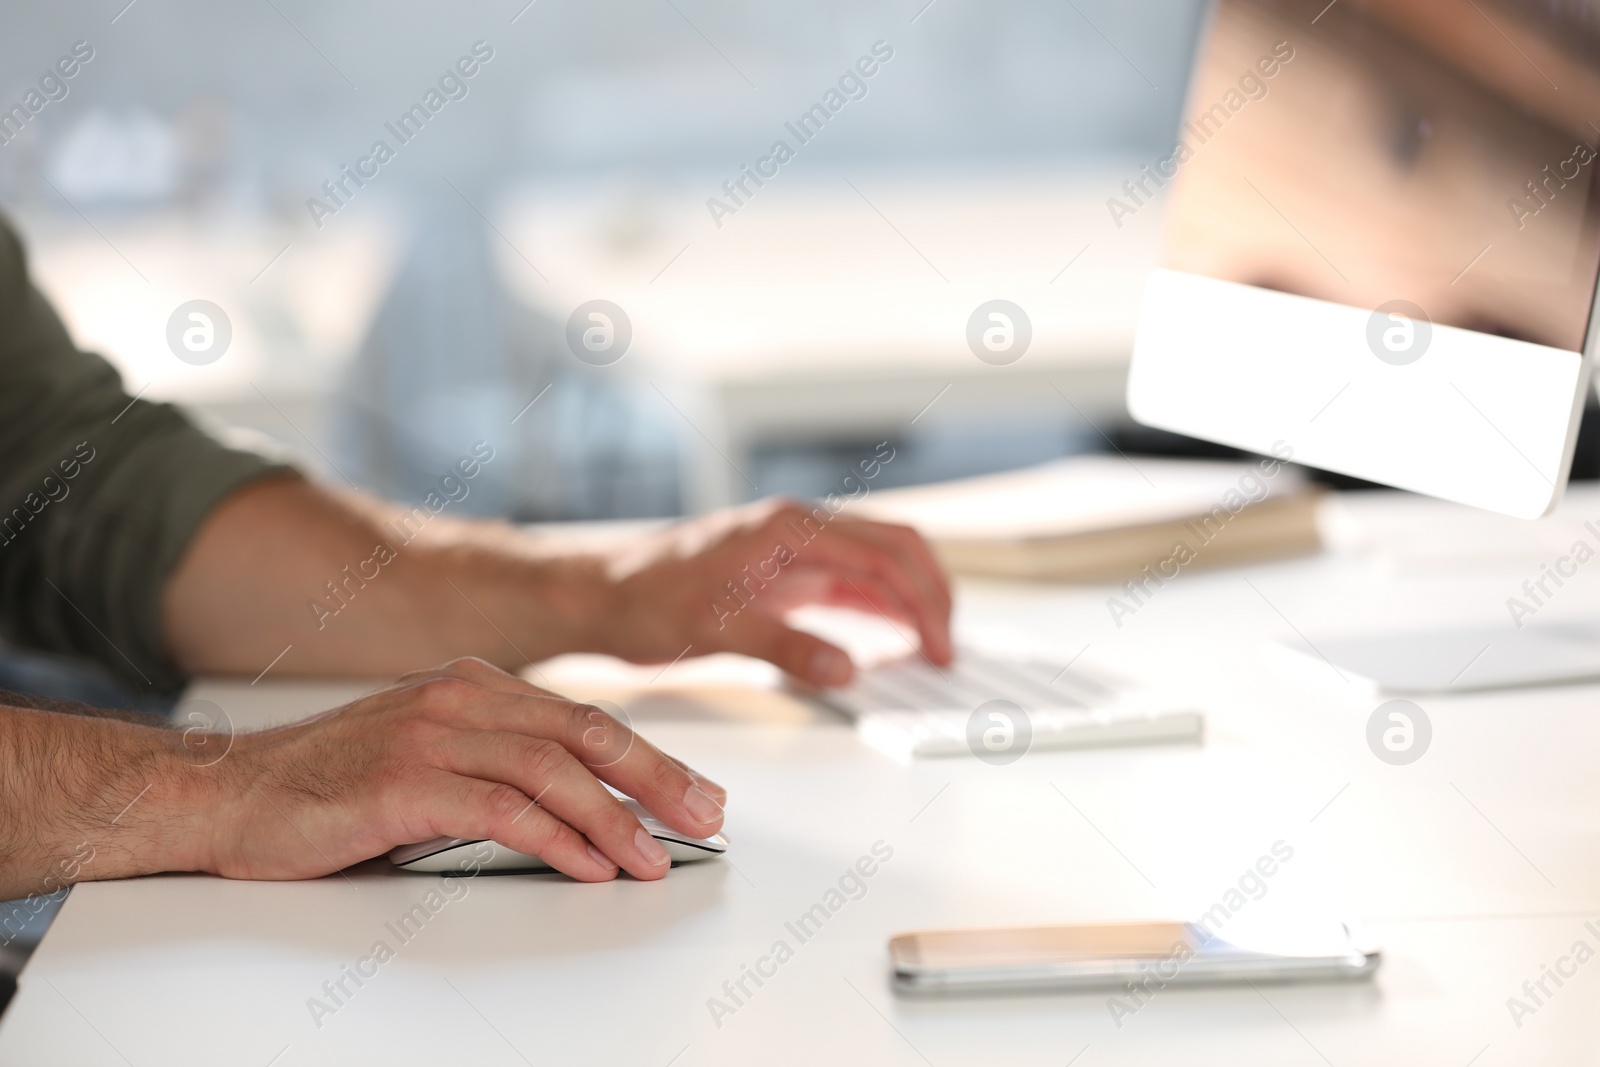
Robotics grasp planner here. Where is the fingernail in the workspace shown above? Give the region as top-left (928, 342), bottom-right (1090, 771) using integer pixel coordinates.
top-left (695, 774), bottom-right (728, 802)
top-left (810, 646), bottom-right (851, 686)
top-left (586, 843), bottom-right (617, 870)
top-left (683, 784), bottom-right (724, 825)
top-left (635, 828), bottom-right (671, 867)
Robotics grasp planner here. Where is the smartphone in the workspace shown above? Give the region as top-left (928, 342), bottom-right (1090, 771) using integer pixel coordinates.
top-left (889, 919), bottom-right (1380, 994)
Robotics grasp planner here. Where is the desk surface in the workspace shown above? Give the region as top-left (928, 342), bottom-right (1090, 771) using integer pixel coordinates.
top-left (4, 489), bottom-right (1600, 1065)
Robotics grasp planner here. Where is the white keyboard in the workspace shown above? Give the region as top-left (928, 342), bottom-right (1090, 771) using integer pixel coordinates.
top-left (814, 647), bottom-right (1203, 759)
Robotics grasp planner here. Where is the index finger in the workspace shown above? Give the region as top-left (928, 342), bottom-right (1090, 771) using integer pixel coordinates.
top-left (773, 511), bottom-right (954, 664)
top-left (408, 658), bottom-right (727, 804)
top-left (834, 516), bottom-right (952, 617)
top-left (422, 684), bottom-right (725, 841)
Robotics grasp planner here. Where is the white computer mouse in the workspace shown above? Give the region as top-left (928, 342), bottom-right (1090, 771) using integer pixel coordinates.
top-left (387, 797), bottom-right (728, 874)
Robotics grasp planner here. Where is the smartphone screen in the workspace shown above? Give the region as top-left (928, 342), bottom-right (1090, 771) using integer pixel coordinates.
top-left (890, 920), bottom-right (1378, 993)
top-left (892, 922), bottom-right (1197, 971)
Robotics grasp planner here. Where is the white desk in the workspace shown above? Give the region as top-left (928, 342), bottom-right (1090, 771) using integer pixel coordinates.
top-left (4, 489), bottom-right (1600, 1064)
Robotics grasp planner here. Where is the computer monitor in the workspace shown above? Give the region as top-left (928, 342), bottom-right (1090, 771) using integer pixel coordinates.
top-left (1126, 0), bottom-right (1600, 518)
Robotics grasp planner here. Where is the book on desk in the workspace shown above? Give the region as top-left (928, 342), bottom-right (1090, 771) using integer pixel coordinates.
top-left (854, 454), bottom-right (1324, 583)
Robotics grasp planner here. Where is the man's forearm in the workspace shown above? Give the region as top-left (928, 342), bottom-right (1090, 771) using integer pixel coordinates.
top-left (0, 704), bottom-right (213, 900)
top-left (162, 477), bottom-right (615, 679)
top-left (163, 477), bottom-right (954, 689)
top-left (2, 660), bottom-right (731, 893)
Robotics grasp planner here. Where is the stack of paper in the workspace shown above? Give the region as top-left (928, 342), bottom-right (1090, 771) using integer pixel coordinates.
top-left (853, 455), bottom-right (1323, 582)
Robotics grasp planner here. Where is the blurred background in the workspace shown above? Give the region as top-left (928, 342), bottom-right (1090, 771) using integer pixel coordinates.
top-left (0, 0), bottom-right (1210, 524)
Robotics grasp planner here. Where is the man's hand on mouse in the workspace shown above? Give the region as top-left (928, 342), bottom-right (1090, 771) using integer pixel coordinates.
top-left (200, 658), bottom-right (725, 883)
top-left (587, 497), bottom-right (953, 687)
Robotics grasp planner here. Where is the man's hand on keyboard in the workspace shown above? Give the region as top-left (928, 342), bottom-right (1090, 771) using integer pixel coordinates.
top-left (592, 497), bottom-right (953, 686)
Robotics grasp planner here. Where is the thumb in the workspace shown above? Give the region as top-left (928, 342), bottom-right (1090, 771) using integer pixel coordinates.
top-left (729, 615), bottom-right (855, 687)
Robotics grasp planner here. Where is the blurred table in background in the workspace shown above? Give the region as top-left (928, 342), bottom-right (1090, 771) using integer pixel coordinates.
top-left (498, 168), bottom-right (1159, 508)
top-left (21, 211), bottom-right (400, 471)
top-left (16, 166), bottom-right (1158, 511)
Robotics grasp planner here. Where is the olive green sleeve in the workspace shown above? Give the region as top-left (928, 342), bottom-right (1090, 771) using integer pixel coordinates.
top-left (0, 216), bottom-right (296, 694)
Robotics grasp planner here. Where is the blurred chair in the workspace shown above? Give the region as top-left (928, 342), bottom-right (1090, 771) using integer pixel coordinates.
top-left (0, 642), bottom-right (173, 719)
top-left (330, 203), bottom-right (681, 521)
